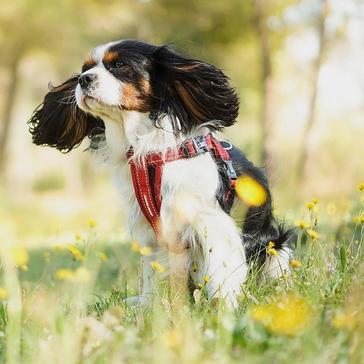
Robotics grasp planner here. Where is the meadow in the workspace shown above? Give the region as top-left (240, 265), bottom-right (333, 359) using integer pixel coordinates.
top-left (1, 1), bottom-right (364, 363)
top-left (0, 182), bottom-right (363, 364)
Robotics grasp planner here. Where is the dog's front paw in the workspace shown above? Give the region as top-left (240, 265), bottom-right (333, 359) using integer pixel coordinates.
top-left (123, 295), bottom-right (152, 307)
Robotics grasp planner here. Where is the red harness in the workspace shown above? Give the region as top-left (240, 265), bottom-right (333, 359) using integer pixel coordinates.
top-left (126, 133), bottom-right (237, 235)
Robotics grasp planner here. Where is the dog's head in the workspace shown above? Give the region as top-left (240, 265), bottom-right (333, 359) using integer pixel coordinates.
top-left (29, 40), bottom-right (239, 151)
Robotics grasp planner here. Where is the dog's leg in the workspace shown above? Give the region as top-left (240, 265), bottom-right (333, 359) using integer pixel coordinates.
top-left (189, 210), bottom-right (248, 308)
top-left (124, 252), bottom-right (158, 306)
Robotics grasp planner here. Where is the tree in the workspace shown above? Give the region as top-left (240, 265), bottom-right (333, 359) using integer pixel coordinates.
top-left (296, 0), bottom-right (329, 181)
top-left (252, 0), bottom-right (275, 175)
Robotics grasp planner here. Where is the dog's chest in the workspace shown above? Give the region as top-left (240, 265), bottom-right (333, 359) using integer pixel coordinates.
top-left (112, 153), bottom-right (220, 244)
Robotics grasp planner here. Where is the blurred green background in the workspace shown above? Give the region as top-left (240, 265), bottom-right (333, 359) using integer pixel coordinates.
top-left (0, 0), bottom-right (363, 248)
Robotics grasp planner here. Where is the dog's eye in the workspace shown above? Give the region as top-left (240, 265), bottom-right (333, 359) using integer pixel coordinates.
top-left (115, 61), bottom-right (126, 68)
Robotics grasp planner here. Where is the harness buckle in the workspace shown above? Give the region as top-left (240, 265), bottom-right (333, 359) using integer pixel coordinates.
top-left (193, 135), bottom-right (209, 153)
top-left (223, 159), bottom-right (237, 181)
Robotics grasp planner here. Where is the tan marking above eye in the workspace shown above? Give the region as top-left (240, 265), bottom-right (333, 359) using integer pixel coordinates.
top-left (84, 56), bottom-right (96, 67)
top-left (103, 51), bottom-right (119, 63)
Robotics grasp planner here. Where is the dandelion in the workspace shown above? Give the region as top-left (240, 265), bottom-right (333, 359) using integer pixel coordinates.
top-left (311, 198), bottom-right (319, 205)
top-left (66, 244), bottom-right (84, 261)
top-left (266, 241), bottom-right (278, 256)
top-left (97, 251), bottom-right (108, 262)
top-left (332, 311), bottom-right (357, 331)
top-left (131, 242), bottom-right (141, 252)
top-left (55, 267), bottom-right (91, 283)
top-left (235, 175), bottom-right (267, 207)
top-left (290, 260), bottom-right (302, 268)
top-left (353, 214), bottom-right (364, 224)
top-left (249, 293), bottom-right (311, 336)
top-left (56, 269), bottom-right (75, 280)
top-left (54, 244), bottom-right (65, 252)
top-left (306, 202), bottom-right (315, 210)
top-left (0, 287), bottom-right (8, 300)
top-left (306, 229), bottom-right (320, 240)
top-left (267, 247), bottom-right (278, 256)
top-left (357, 182), bottom-right (364, 192)
top-left (150, 261), bottom-right (165, 273)
top-left (4, 247), bottom-right (29, 267)
top-left (295, 220), bottom-right (310, 230)
top-left (87, 219), bottom-right (97, 228)
top-left (75, 233), bottom-right (82, 241)
top-left (139, 247), bottom-right (152, 256)
top-left (204, 275), bottom-right (210, 283)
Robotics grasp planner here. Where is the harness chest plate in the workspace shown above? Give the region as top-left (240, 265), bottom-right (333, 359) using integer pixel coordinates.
top-left (127, 133), bottom-right (237, 235)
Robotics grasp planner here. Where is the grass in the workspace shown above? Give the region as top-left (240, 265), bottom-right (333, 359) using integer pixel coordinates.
top-left (0, 192), bottom-right (363, 363)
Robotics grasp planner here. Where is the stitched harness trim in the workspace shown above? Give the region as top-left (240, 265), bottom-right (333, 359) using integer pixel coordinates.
top-left (127, 133), bottom-right (237, 236)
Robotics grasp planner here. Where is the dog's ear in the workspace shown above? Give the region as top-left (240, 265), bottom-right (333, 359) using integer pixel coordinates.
top-left (29, 75), bottom-right (104, 152)
top-left (150, 45), bottom-right (239, 133)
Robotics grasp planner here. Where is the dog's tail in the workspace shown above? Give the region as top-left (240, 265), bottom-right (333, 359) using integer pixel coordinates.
top-left (228, 145), bottom-right (296, 265)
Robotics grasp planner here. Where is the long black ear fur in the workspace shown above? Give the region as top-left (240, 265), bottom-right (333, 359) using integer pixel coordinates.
top-left (150, 45), bottom-right (239, 133)
top-left (28, 75), bottom-right (104, 152)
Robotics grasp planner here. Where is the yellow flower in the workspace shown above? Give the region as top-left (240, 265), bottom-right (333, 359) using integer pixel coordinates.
top-left (55, 269), bottom-right (75, 280)
top-left (204, 275), bottom-right (210, 283)
top-left (97, 251), bottom-right (108, 262)
top-left (6, 247), bottom-right (29, 267)
top-left (267, 241), bottom-right (275, 249)
top-left (53, 244), bottom-right (65, 252)
top-left (131, 242), bottom-right (141, 252)
top-left (267, 248), bottom-right (278, 256)
top-left (75, 233), bottom-right (82, 241)
top-left (290, 260), bottom-right (302, 268)
top-left (311, 198), bottom-right (319, 205)
top-left (306, 229), bottom-right (319, 240)
top-left (295, 220), bottom-right (310, 230)
top-left (235, 175), bottom-right (267, 207)
top-left (249, 293), bottom-right (311, 336)
top-left (66, 244), bottom-right (84, 261)
top-left (357, 182), bottom-right (364, 192)
top-left (139, 247), bottom-right (152, 256)
top-left (0, 287), bottom-right (8, 300)
top-left (306, 202), bottom-right (315, 210)
top-left (332, 311), bottom-right (357, 331)
top-left (87, 219), bottom-right (97, 228)
top-left (150, 261), bottom-right (165, 273)
top-left (55, 268), bottom-right (91, 283)
top-left (353, 214), bottom-right (364, 224)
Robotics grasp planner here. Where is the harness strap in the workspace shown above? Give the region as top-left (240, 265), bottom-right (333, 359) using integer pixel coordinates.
top-left (127, 133), bottom-right (237, 236)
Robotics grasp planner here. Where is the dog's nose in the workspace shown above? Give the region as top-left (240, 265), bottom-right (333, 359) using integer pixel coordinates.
top-left (78, 73), bottom-right (97, 88)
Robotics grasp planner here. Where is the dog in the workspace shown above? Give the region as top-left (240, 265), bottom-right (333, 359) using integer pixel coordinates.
top-left (29, 40), bottom-right (294, 307)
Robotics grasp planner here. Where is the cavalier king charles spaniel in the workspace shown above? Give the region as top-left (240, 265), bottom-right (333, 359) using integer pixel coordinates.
top-left (29, 40), bottom-right (295, 308)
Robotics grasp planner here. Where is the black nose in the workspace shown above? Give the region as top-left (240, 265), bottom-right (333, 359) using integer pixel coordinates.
top-left (78, 73), bottom-right (97, 88)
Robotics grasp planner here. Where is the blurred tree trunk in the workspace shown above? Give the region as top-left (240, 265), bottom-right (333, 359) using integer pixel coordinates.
top-left (296, 0), bottom-right (328, 182)
top-left (252, 0), bottom-right (274, 177)
top-left (0, 50), bottom-right (22, 178)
